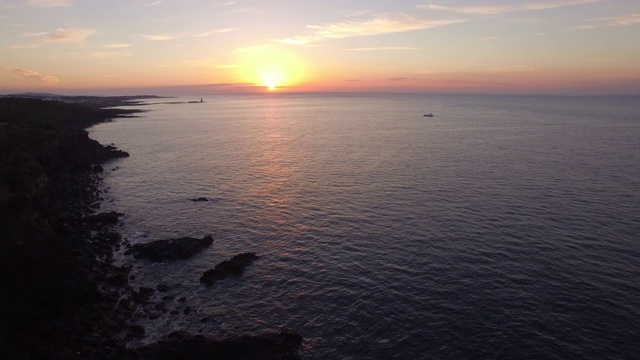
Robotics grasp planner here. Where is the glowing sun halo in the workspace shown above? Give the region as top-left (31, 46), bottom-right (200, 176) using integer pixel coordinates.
top-left (234, 47), bottom-right (306, 92)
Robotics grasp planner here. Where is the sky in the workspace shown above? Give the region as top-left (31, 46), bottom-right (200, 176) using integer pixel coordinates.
top-left (1, 0), bottom-right (639, 95)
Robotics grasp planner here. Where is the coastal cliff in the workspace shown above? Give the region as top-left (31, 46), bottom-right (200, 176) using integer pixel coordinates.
top-left (0, 97), bottom-right (137, 357)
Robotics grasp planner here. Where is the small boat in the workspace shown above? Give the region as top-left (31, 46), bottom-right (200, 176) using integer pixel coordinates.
top-left (423, 113), bottom-right (434, 117)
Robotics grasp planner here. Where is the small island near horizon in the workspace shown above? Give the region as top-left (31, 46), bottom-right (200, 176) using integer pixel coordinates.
top-left (0, 94), bottom-right (302, 359)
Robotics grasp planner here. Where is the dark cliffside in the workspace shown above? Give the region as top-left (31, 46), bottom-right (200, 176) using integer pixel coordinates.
top-left (0, 98), bottom-right (134, 353)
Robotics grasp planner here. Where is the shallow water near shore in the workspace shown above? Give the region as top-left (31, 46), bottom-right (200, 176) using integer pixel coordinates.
top-left (89, 93), bottom-right (640, 359)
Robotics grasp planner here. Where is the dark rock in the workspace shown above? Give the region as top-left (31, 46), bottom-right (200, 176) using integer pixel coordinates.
top-left (131, 291), bottom-right (150, 305)
top-left (183, 306), bottom-right (192, 315)
top-left (190, 197), bottom-right (209, 202)
top-left (119, 262), bottom-right (133, 273)
top-left (81, 211), bottom-right (122, 226)
top-left (157, 283), bottom-right (170, 292)
top-left (128, 325), bottom-right (145, 338)
top-left (124, 235), bottom-right (213, 262)
top-left (200, 253), bottom-right (259, 285)
top-left (139, 287), bottom-right (155, 296)
top-left (107, 272), bottom-right (129, 286)
top-left (72, 162), bottom-right (93, 172)
top-left (178, 297), bottom-right (187, 303)
top-left (99, 231), bottom-right (122, 243)
top-left (92, 164), bottom-right (104, 173)
top-left (109, 149), bottom-right (129, 158)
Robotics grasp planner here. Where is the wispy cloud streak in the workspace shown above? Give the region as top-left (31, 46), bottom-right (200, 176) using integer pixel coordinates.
top-left (281, 14), bottom-right (464, 45)
top-left (344, 46), bottom-right (420, 51)
top-left (140, 28), bottom-right (235, 41)
top-left (420, 0), bottom-right (603, 15)
top-left (142, 0), bottom-right (163, 6)
top-left (7, 67), bottom-right (59, 84)
top-left (577, 13), bottom-right (640, 29)
top-left (139, 34), bottom-right (181, 41)
top-left (104, 43), bottom-right (132, 48)
top-left (24, 27), bottom-right (96, 43)
top-left (27, 0), bottom-right (73, 7)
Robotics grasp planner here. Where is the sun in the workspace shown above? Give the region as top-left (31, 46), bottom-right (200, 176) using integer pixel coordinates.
top-left (262, 71), bottom-right (282, 91)
top-left (234, 46), bottom-right (306, 91)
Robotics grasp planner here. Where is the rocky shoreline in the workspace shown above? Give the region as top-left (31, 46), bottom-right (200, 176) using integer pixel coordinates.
top-left (0, 97), bottom-right (302, 359)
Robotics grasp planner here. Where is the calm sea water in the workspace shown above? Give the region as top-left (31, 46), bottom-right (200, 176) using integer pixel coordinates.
top-left (89, 93), bottom-right (640, 359)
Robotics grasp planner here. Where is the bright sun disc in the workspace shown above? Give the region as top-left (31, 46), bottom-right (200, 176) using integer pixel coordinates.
top-left (235, 47), bottom-right (306, 91)
top-left (262, 72), bottom-right (281, 90)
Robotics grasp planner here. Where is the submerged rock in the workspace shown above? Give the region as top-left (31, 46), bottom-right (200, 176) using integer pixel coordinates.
top-left (200, 253), bottom-right (258, 285)
top-left (124, 235), bottom-right (213, 262)
top-left (120, 330), bottom-right (302, 360)
top-left (190, 197), bottom-right (209, 202)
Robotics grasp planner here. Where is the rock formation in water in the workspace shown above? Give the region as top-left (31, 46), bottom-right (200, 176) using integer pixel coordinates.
top-left (124, 235), bottom-right (214, 262)
top-left (200, 252), bottom-right (259, 285)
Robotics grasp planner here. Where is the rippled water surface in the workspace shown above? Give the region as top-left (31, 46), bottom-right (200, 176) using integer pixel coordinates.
top-left (89, 94), bottom-right (640, 359)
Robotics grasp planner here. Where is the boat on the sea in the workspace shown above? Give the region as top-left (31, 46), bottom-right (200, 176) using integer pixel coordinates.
top-left (423, 113), bottom-right (434, 117)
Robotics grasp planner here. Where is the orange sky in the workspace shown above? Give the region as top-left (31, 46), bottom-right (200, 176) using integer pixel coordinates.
top-left (1, 0), bottom-right (639, 95)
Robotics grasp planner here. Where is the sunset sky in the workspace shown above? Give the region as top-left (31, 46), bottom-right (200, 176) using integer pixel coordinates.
top-left (1, 0), bottom-right (639, 95)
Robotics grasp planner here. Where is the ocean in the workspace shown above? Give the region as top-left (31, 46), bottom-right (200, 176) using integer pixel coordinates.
top-left (89, 93), bottom-right (640, 359)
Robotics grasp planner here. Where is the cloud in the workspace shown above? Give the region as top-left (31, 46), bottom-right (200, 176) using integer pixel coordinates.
top-left (85, 50), bottom-right (132, 60)
top-left (577, 13), bottom-right (640, 29)
top-left (142, 0), bottom-right (163, 6)
top-left (139, 34), bottom-right (181, 41)
top-left (419, 0), bottom-right (603, 15)
top-left (27, 0), bottom-right (72, 7)
top-left (194, 28), bottom-right (236, 37)
top-left (8, 67), bottom-right (59, 85)
top-left (387, 77), bottom-right (415, 81)
top-left (140, 28), bottom-right (234, 41)
top-left (281, 14), bottom-right (464, 45)
top-left (8, 43), bottom-right (40, 49)
top-left (416, 68), bottom-right (467, 74)
top-left (430, 79), bottom-right (512, 86)
top-left (344, 46), bottom-right (420, 51)
top-left (104, 43), bottom-right (132, 48)
top-left (489, 65), bottom-right (535, 72)
top-left (25, 27), bottom-right (96, 44)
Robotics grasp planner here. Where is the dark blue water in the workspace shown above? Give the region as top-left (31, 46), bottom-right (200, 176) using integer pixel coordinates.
top-left (90, 94), bottom-right (640, 359)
